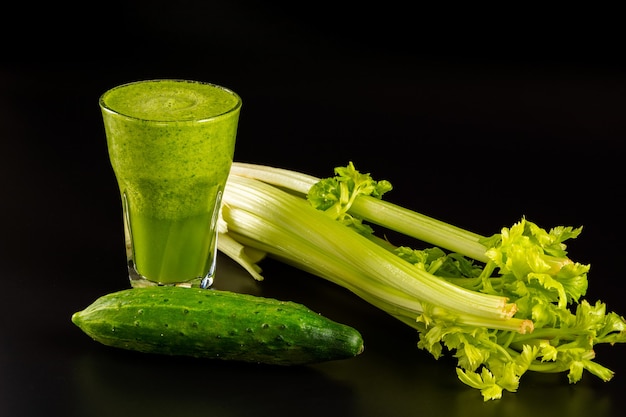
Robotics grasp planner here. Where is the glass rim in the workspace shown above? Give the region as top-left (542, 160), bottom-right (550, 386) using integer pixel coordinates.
top-left (99, 79), bottom-right (242, 123)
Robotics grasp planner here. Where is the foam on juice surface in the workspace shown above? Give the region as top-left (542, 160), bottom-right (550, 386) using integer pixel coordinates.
top-left (102, 79), bottom-right (240, 121)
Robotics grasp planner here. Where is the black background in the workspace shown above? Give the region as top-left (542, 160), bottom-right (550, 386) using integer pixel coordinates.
top-left (1, 2), bottom-right (625, 416)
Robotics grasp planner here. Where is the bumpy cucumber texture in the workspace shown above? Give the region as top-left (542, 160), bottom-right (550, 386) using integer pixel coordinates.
top-left (72, 287), bottom-right (364, 365)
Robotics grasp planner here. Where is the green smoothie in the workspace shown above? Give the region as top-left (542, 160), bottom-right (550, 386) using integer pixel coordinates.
top-left (100, 80), bottom-right (241, 286)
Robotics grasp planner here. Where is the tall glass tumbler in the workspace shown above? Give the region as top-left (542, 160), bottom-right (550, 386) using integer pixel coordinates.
top-left (100, 79), bottom-right (241, 288)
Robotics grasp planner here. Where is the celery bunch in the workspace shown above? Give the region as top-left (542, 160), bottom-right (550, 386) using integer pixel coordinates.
top-left (218, 162), bottom-right (626, 401)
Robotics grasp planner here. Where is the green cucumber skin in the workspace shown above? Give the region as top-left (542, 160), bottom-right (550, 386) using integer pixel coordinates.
top-left (71, 287), bottom-right (364, 365)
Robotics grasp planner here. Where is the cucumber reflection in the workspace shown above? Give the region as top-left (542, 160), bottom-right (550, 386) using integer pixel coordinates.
top-left (72, 350), bottom-right (357, 417)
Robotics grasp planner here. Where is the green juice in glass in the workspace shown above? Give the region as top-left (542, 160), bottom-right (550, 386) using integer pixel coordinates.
top-left (100, 80), bottom-right (241, 287)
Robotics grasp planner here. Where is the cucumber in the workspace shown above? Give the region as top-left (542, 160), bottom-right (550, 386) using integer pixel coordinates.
top-left (71, 286), bottom-right (364, 365)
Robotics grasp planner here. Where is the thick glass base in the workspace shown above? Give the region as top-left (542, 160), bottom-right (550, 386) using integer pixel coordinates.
top-left (127, 260), bottom-right (214, 289)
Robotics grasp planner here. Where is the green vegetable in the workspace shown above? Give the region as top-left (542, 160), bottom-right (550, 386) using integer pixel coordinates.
top-left (219, 161), bottom-right (626, 400)
top-left (71, 286), bottom-right (364, 366)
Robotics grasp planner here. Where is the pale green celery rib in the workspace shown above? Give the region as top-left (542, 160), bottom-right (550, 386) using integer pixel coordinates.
top-left (222, 204), bottom-right (425, 315)
top-left (223, 175), bottom-right (515, 321)
top-left (349, 196), bottom-right (490, 263)
top-left (216, 232), bottom-right (266, 281)
top-left (230, 162), bottom-right (490, 263)
top-left (230, 162), bottom-right (317, 196)
top-left (392, 310), bottom-right (532, 334)
top-left (222, 201), bottom-right (529, 334)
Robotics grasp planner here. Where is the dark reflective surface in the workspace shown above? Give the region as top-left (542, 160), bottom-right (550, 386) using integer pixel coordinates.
top-left (2, 3), bottom-right (625, 416)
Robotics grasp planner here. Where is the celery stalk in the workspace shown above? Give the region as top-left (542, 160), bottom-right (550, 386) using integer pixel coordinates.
top-left (223, 175), bottom-right (516, 320)
top-left (230, 162), bottom-right (489, 261)
top-left (219, 162), bottom-right (626, 401)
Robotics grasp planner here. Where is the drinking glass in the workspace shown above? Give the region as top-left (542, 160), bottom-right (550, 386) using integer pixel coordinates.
top-left (100, 79), bottom-right (241, 288)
